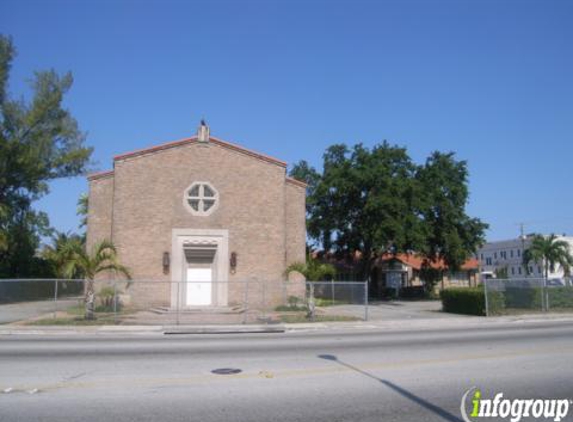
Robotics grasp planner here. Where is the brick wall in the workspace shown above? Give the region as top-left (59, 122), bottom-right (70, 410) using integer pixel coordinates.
top-left (86, 174), bottom-right (114, 253)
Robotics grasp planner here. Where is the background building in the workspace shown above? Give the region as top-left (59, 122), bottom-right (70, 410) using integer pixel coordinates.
top-left (478, 235), bottom-right (573, 280)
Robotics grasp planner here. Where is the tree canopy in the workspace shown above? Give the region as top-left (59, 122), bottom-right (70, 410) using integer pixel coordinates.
top-left (0, 35), bottom-right (92, 277)
top-left (290, 142), bottom-right (487, 279)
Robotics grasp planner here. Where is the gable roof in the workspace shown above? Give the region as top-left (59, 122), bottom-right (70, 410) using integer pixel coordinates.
top-left (380, 253), bottom-right (479, 271)
top-left (113, 135), bottom-right (287, 168)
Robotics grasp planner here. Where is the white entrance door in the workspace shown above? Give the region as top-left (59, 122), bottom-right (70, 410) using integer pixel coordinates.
top-left (186, 268), bottom-right (212, 306)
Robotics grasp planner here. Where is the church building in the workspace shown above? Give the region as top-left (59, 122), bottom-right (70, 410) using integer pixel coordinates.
top-left (86, 122), bottom-right (307, 308)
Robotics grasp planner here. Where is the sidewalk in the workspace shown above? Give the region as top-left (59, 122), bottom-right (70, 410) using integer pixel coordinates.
top-left (2, 312), bottom-right (573, 336)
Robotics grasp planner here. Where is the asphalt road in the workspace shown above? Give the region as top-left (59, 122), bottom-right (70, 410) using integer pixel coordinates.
top-left (1, 321), bottom-right (573, 422)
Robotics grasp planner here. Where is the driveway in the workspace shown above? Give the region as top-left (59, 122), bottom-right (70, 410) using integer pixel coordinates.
top-left (322, 300), bottom-right (472, 321)
top-left (0, 298), bottom-right (81, 324)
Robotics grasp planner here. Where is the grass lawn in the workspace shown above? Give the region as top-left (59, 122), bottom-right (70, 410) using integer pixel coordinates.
top-left (25, 302), bottom-right (135, 326)
top-left (26, 316), bottom-right (116, 326)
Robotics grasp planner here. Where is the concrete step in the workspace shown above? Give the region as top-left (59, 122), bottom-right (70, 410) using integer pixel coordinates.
top-left (149, 306), bottom-right (246, 315)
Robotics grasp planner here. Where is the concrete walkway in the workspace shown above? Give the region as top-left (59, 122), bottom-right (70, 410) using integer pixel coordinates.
top-left (323, 300), bottom-right (461, 321)
top-left (2, 311), bottom-right (573, 336)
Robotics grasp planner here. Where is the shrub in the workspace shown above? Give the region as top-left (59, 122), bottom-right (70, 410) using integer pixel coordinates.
top-left (548, 287), bottom-right (573, 309)
top-left (97, 286), bottom-right (120, 312)
top-left (487, 290), bottom-right (505, 315)
top-left (504, 287), bottom-right (542, 309)
top-left (500, 286), bottom-right (573, 311)
top-left (441, 288), bottom-right (484, 315)
top-left (288, 295), bottom-right (301, 308)
top-left (399, 286), bottom-right (426, 299)
top-left (377, 287), bottom-right (397, 299)
top-left (440, 287), bottom-right (504, 316)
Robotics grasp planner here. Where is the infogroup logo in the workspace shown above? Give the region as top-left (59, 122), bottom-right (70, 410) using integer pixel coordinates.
top-left (460, 387), bottom-right (571, 422)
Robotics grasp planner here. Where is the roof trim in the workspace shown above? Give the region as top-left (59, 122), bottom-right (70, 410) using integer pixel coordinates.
top-left (113, 135), bottom-right (287, 168)
top-left (380, 253), bottom-right (479, 271)
top-left (87, 170), bottom-right (114, 181)
top-left (286, 177), bottom-right (308, 188)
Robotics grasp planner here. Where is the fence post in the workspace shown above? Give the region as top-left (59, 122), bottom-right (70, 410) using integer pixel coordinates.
top-left (331, 279), bottom-right (335, 306)
top-left (53, 279), bottom-right (59, 319)
top-left (364, 281), bottom-right (369, 321)
top-left (543, 278), bottom-right (548, 312)
top-left (176, 281), bottom-right (180, 326)
top-left (546, 280), bottom-right (550, 312)
top-left (308, 282), bottom-right (315, 322)
top-left (483, 279), bottom-right (489, 317)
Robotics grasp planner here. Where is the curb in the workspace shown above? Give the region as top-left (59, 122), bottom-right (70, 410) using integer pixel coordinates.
top-left (164, 326), bottom-right (286, 335)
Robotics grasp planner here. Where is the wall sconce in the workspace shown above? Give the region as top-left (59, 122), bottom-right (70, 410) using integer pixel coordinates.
top-left (230, 252), bottom-right (237, 274)
top-left (162, 252), bottom-right (170, 274)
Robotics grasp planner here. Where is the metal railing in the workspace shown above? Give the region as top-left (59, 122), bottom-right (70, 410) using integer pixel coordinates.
top-left (0, 279), bottom-right (368, 326)
top-left (484, 278), bottom-right (573, 316)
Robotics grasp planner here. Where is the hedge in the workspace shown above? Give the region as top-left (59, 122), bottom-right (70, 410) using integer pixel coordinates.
top-left (440, 287), bottom-right (505, 316)
top-left (547, 287), bottom-right (573, 309)
top-left (441, 286), bottom-right (573, 316)
top-left (504, 287), bottom-right (573, 310)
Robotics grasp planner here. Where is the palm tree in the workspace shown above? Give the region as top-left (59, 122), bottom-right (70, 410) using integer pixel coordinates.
top-left (63, 239), bottom-right (132, 320)
top-left (77, 193), bottom-right (89, 229)
top-left (523, 234), bottom-right (573, 279)
top-left (523, 234), bottom-right (573, 310)
top-left (42, 232), bottom-right (85, 279)
top-left (286, 255), bottom-right (337, 281)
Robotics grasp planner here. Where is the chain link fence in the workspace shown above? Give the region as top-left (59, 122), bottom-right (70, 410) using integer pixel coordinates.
top-left (484, 278), bottom-right (573, 316)
top-left (0, 279), bottom-right (368, 325)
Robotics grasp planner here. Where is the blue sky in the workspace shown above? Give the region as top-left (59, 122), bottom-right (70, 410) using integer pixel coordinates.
top-left (2, 0), bottom-right (572, 242)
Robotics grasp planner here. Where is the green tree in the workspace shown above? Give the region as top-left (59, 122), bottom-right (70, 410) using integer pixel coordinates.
top-left (41, 231), bottom-right (85, 279)
top-left (291, 142), bottom-right (426, 279)
top-left (523, 234), bottom-right (573, 279)
top-left (289, 160), bottom-right (320, 213)
top-left (0, 35), bottom-right (92, 277)
top-left (63, 239), bottom-right (131, 320)
top-left (291, 144), bottom-right (487, 285)
top-left (416, 152), bottom-right (488, 271)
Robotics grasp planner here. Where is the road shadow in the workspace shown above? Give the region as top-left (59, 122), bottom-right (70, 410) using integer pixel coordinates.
top-left (318, 354), bottom-right (463, 422)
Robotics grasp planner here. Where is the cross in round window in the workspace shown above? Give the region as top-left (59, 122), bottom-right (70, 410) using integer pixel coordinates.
top-left (184, 182), bottom-right (219, 216)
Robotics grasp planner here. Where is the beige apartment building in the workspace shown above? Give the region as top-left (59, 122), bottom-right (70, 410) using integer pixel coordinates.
top-left (87, 122), bottom-right (306, 308)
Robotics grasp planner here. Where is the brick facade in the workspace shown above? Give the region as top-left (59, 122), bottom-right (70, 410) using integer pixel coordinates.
top-left (87, 132), bottom-right (306, 308)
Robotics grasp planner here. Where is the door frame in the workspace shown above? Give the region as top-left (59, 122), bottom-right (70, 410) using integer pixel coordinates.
top-left (171, 229), bottom-right (229, 308)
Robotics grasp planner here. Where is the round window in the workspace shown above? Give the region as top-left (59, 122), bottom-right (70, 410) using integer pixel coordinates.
top-left (184, 182), bottom-right (219, 216)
